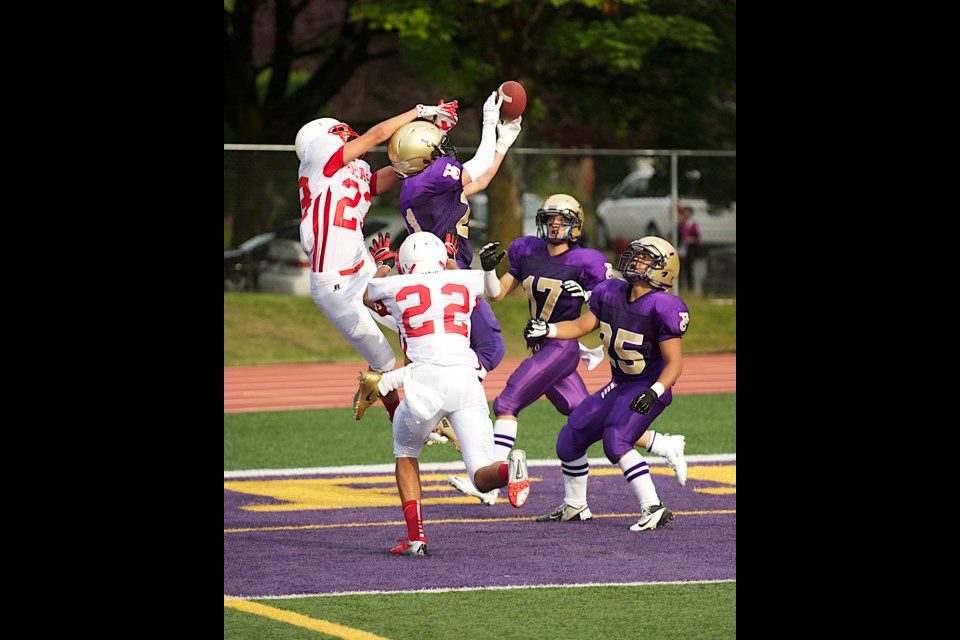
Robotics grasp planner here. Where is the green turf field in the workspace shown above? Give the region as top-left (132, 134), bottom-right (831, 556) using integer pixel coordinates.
top-left (224, 394), bottom-right (735, 470)
top-left (225, 293), bottom-right (736, 639)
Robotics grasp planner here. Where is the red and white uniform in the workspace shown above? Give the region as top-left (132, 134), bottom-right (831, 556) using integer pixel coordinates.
top-left (298, 136), bottom-right (396, 372)
top-left (366, 270), bottom-right (496, 477)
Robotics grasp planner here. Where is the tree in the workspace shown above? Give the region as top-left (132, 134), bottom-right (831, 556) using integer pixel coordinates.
top-left (224, 0), bottom-right (399, 244)
top-left (224, 0), bottom-right (735, 246)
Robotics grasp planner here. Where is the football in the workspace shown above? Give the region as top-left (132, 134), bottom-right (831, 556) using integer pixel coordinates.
top-left (497, 81), bottom-right (527, 121)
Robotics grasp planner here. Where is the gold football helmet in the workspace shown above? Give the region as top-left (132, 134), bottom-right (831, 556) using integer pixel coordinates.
top-left (616, 236), bottom-right (680, 289)
top-left (388, 120), bottom-right (457, 178)
top-left (535, 194), bottom-right (584, 244)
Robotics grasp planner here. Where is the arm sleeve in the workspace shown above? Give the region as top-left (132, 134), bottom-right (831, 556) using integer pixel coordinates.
top-left (461, 121), bottom-right (497, 181)
top-left (483, 269), bottom-right (501, 297)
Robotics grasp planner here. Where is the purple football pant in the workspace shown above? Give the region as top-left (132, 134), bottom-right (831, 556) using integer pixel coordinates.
top-left (556, 380), bottom-right (673, 463)
top-left (470, 297), bottom-right (505, 373)
top-left (493, 338), bottom-right (588, 417)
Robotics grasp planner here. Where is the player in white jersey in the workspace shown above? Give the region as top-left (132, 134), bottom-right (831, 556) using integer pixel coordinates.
top-left (364, 232), bottom-right (530, 557)
top-left (295, 101), bottom-right (458, 420)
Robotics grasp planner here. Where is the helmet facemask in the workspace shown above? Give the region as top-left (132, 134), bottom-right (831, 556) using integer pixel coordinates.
top-left (328, 122), bottom-right (359, 143)
top-left (535, 195), bottom-right (585, 244)
top-left (536, 211), bottom-right (581, 244)
top-left (616, 237), bottom-right (679, 289)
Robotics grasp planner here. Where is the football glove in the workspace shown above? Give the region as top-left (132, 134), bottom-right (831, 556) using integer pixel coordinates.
top-left (482, 91), bottom-right (503, 126)
top-left (443, 228), bottom-right (460, 260)
top-left (630, 388), bottom-right (659, 414)
top-left (370, 232), bottom-right (395, 269)
top-left (524, 318), bottom-right (555, 340)
top-left (479, 242), bottom-right (507, 271)
top-left (496, 116), bottom-right (522, 154)
top-left (417, 99), bottom-right (459, 131)
top-left (562, 280), bottom-right (590, 301)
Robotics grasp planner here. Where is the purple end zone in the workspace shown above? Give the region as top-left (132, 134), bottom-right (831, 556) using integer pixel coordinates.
top-left (224, 462), bottom-right (736, 597)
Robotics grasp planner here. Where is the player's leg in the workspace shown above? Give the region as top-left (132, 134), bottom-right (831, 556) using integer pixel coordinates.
top-left (468, 298), bottom-right (505, 373)
top-left (390, 394), bottom-right (437, 557)
top-left (636, 426), bottom-right (687, 487)
top-left (602, 386), bottom-right (673, 532)
top-left (490, 339), bottom-right (581, 459)
top-left (536, 392), bottom-right (606, 523)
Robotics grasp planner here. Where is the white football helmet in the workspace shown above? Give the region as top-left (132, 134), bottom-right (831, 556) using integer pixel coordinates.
top-left (295, 117), bottom-right (359, 161)
top-left (398, 232), bottom-right (447, 274)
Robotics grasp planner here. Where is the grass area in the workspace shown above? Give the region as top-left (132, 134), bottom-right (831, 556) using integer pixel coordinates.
top-left (223, 394), bottom-right (734, 470)
top-left (224, 291), bottom-right (735, 366)
top-left (224, 582), bottom-right (736, 639)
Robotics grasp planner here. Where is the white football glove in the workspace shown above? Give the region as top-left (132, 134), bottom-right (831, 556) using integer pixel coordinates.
top-left (523, 318), bottom-right (557, 340)
top-left (496, 116), bottom-right (522, 155)
top-left (482, 91), bottom-right (502, 126)
top-left (562, 279), bottom-right (590, 301)
top-left (416, 99), bottom-right (459, 131)
top-left (424, 432), bottom-right (449, 446)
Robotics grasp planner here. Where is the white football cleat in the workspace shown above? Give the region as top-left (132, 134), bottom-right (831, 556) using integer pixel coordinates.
top-left (661, 433), bottom-right (687, 487)
top-left (448, 475), bottom-right (498, 505)
top-left (507, 449), bottom-right (530, 508)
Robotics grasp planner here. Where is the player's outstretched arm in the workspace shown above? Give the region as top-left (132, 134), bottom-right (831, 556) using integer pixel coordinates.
top-left (344, 100), bottom-right (459, 165)
top-left (524, 311), bottom-right (600, 341)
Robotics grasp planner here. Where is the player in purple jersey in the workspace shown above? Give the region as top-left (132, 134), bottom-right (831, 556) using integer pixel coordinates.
top-left (524, 236), bottom-right (689, 531)
top-left (352, 93), bottom-right (522, 439)
top-left (386, 91), bottom-right (522, 375)
top-left (449, 197), bottom-right (688, 505)
top-left (447, 194), bottom-right (608, 503)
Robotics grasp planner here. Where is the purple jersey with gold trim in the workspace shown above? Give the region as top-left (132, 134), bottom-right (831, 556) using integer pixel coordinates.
top-left (397, 157), bottom-right (477, 268)
top-left (508, 236), bottom-right (611, 347)
top-left (588, 279), bottom-right (690, 387)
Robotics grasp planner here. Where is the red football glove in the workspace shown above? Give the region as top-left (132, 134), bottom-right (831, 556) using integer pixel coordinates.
top-left (443, 228), bottom-right (460, 260)
top-left (417, 99), bottom-right (459, 131)
top-left (370, 232), bottom-right (396, 270)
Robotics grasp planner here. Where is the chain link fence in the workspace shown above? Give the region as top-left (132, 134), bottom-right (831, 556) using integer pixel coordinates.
top-left (224, 146), bottom-right (735, 297)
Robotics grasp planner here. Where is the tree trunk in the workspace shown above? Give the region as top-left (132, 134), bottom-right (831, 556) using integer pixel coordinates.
top-left (486, 154), bottom-right (523, 274)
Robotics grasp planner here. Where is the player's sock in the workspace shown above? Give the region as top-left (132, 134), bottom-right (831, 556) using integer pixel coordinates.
top-left (493, 419), bottom-right (518, 461)
top-left (644, 430), bottom-right (660, 453)
top-left (401, 499), bottom-right (426, 543)
top-left (561, 454), bottom-right (590, 507)
top-left (618, 449), bottom-right (660, 511)
top-left (384, 396), bottom-right (399, 421)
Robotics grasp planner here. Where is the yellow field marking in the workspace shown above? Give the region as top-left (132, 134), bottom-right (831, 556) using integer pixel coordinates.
top-left (223, 473), bottom-right (543, 511)
top-left (223, 466), bottom-right (734, 512)
top-left (224, 509), bottom-right (735, 534)
top-left (224, 595), bottom-right (391, 639)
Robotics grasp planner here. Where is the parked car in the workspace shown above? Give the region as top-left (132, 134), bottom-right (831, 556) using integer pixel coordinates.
top-left (256, 216), bottom-right (410, 295)
top-left (223, 222), bottom-right (297, 292)
top-left (594, 170), bottom-right (736, 250)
